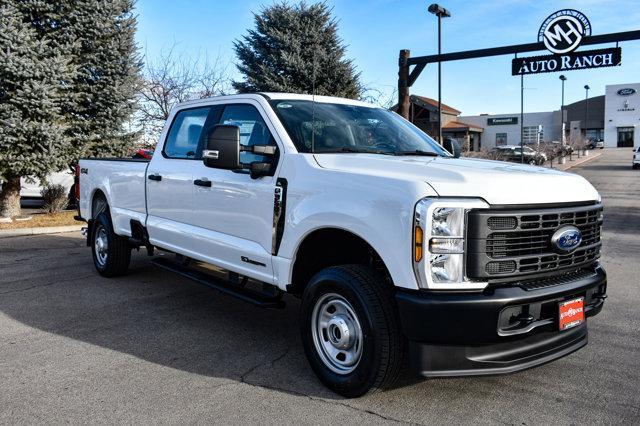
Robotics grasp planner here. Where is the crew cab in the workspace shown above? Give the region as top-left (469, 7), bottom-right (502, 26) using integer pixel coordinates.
top-left (77, 94), bottom-right (607, 397)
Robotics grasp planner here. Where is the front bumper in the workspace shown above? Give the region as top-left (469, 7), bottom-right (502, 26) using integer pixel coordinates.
top-left (396, 266), bottom-right (607, 377)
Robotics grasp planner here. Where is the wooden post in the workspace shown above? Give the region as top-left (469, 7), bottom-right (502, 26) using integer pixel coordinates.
top-left (398, 49), bottom-right (411, 119)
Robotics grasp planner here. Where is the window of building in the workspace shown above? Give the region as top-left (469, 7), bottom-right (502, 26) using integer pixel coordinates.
top-left (586, 129), bottom-right (604, 141)
top-left (522, 126), bottom-right (543, 144)
top-left (496, 133), bottom-right (507, 146)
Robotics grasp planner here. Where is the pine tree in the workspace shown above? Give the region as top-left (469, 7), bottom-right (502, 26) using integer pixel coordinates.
top-left (60, 0), bottom-right (142, 159)
top-left (0, 2), bottom-right (70, 218)
top-left (0, 0), bottom-right (141, 218)
top-left (233, 1), bottom-right (362, 98)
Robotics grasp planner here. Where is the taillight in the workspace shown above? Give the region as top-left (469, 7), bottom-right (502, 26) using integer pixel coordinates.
top-left (74, 164), bottom-right (80, 201)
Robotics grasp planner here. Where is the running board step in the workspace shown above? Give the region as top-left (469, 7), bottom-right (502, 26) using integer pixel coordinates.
top-left (150, 257), bottom-right (285, 309)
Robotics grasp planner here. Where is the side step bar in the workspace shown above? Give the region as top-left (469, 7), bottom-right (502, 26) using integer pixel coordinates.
top-left (151, 257), bottom-right (285, 309)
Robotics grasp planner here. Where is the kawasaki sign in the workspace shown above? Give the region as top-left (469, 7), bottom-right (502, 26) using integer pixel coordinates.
top-left (511, 9), bottom-right (622, 76)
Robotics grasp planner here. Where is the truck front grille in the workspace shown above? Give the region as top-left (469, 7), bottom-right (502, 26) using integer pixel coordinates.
top-left (466, 203), bottom-right (603, 281)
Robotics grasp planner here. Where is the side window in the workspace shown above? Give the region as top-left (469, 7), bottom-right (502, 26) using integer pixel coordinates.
top-left (164, 107), bottom-right (211, 159)
top-left (219, 104), bottom-right (277, 163)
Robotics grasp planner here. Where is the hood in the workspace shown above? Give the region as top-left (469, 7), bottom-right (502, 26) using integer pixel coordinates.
top-left (313, 154), bottom-right (600, 206)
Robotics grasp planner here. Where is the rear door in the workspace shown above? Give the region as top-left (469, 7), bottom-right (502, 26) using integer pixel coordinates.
top-left (146, 105), bottom-right (216, 252)
top-left (190, 102), bottom-right (281, 283)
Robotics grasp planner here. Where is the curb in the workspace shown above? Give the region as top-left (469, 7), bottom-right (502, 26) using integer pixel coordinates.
top-left (0, 225), bottom-right (84, 239)
top-left (553, 151), bottom-right (603, 171)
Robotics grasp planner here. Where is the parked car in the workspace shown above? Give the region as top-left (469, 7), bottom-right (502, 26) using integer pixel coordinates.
top-left (77, 93), bottom-right (606, 397)
top-left (0, 170), bottom-right (76, 205)
top-left (492, 145), bottom-right (547, 165)
top-left (587, 139), bottom-right (605, 150)
top-left (633, 146), bottom-right (640, 169)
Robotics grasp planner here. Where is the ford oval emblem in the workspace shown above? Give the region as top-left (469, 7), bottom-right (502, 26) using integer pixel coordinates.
top-left (551, 226), bottom-right (582, 253)
top-left (617, 88), bottom-right (636, 96)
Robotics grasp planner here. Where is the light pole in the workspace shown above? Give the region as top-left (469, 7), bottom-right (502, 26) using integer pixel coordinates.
top-left (559, 75), bottom-right (566, 145)
top-left (584, 84), bottom-right (590, 146)
top-left (428, 3), bottom-right (451, 144)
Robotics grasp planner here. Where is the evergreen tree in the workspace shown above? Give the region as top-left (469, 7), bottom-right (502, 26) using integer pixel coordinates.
top-left (21, 0), bottom-right (142, 159)
top-left (0, 2), bottom-right (70, 218)
top-left (61, 0), bottom-right (142, 159)
top-left (233, 1), bottom-right (362, 98)
top-left (0, 0), bottom-right (141, 218)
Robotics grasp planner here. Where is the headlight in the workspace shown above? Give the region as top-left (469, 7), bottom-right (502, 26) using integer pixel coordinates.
top-left (413, 198), bottom-right (489, 290)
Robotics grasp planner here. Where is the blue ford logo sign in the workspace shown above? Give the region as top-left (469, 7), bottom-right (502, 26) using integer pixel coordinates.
top-left (551, 226), bottom-right (582, 253)
top-left (617, 88), bottom-right (636, 96)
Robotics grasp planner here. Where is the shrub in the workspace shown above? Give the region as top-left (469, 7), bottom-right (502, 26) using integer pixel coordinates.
top-left (41, 184), bottom-right (68, 214)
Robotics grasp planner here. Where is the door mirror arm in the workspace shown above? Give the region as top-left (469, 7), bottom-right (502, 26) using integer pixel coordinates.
top-left (242, 144), bottom-right (277, 156)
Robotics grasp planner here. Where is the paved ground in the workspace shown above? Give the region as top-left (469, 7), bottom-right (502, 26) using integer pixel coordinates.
top-left (1, 148), bottom-right (638, 424)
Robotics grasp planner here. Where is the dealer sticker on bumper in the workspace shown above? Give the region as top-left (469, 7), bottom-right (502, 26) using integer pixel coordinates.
top-left (559, 297), bottom-right (585, 331)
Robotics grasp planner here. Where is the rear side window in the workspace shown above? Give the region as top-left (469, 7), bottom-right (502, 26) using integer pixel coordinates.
top-left (164, 107), bottom-right (211, 159)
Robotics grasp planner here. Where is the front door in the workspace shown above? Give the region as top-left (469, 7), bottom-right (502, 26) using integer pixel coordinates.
top-left (190, 102), bottom-right (281, 284)
top-left (146, 106), bottom-right (212, 252)
top-left (617, 127), bottom-right (635, 147)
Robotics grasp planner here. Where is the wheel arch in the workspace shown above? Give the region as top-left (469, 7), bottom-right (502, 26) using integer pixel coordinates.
top-left (287, 226), bottom-right (394, 297)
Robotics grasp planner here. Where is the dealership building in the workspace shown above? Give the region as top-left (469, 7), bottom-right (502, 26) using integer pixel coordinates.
top-left (403, 82), bottom-right (639, 150)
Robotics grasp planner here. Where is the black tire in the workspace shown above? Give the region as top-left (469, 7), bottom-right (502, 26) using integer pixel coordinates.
top-left (91, 211), bottom-right (131, 277)
top-left (300, 265), bottom-right (406, 397)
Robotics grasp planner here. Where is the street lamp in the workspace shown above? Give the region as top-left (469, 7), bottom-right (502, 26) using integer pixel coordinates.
top-left (559, 75), bottom-right (567, 144)
top-left (428, 3), bottom-right (451, 144)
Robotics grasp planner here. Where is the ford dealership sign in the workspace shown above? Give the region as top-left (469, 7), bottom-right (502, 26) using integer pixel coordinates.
top-left (617, 88), bottom-right (636, 96)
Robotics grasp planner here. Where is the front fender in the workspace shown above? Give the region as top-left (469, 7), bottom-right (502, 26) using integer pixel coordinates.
top-left (276, 157), bottom-right (436, 290)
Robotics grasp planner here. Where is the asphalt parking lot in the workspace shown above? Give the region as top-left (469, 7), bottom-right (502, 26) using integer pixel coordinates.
top-left (1, 148), bottom-right (638, 424)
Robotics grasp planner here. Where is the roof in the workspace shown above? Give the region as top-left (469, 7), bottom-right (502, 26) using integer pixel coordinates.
top-left (411, 95), bottom-right (461, 115)
top-left (443, 120), bottom-right (484, 132)
top-left (173, 93), bottom-right (377, 110)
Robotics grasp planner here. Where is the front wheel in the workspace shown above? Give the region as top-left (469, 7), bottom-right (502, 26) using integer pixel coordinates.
top-left (300, 265), bottom-right (406, 397)
top-left (92, 212), bottom-right (131, 277)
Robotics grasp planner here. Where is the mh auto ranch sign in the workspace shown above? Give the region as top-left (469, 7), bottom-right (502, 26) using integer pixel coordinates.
top-left (511, 9), bottom-right (622, 76)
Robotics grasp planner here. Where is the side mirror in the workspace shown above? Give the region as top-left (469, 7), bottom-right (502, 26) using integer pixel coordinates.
top-left (203, 125), bottom-right (241, 169)
top-left (442, 138), bottom-right (461, 158)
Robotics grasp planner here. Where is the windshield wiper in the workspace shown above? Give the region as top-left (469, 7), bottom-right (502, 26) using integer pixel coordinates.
top-left (394, 150), bottom-right (439, 157)
top-left (315, 147), bottom-right (395, 155)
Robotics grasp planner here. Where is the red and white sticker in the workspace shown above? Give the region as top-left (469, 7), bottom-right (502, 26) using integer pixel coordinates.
top-left (559, 297), bottom-right (585, 331)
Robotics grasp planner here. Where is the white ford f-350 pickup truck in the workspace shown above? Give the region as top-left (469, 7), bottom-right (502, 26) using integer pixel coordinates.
top-left (78, 93), bottom-right (607, 397)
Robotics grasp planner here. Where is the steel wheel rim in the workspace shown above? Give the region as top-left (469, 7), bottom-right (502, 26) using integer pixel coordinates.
top-left (311, 293), bottom-right (363, 375)
top-left (94, 226), bottom-right (108, 267)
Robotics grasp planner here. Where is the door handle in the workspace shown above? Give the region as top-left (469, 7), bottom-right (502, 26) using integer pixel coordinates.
top-left (194, 179), bottom-right (212, 187)
top-left (148, 174), bottom-right (162, 181)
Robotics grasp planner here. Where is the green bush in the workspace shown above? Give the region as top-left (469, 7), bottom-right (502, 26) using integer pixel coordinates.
top-left (41, 184), bottom-right (68, 214)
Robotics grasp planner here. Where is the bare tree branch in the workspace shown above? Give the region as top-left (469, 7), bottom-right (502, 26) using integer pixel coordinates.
top-left (136, 44), bottom-right (232, 145)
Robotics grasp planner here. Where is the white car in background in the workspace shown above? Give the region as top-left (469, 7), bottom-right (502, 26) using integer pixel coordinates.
top-left (19, 170), bottom-right (75, 198)
top-left (633, 146), bottom-right (640, 169)
top-left (0, 170), bottom-right (75, 202)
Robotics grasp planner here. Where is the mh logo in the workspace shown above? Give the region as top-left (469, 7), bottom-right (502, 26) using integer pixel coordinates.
top-left (538, 10), bottom-right (592, 55)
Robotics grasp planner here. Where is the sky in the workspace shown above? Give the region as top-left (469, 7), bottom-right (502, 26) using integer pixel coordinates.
top-left (135, 0), bottom-right (640, 115)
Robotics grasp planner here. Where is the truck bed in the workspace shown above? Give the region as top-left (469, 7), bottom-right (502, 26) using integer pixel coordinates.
top-left (79, 158), bottom-right (150, 236)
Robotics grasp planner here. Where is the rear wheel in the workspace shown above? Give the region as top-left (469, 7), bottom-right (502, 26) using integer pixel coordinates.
top-left (91, 212), bottom-right (131, 277)
top-left (300, 265), bottom-right (406, 397)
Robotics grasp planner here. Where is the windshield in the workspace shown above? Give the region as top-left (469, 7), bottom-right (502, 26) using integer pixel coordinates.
top-left (270, 100), bottom-right (448, 156)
